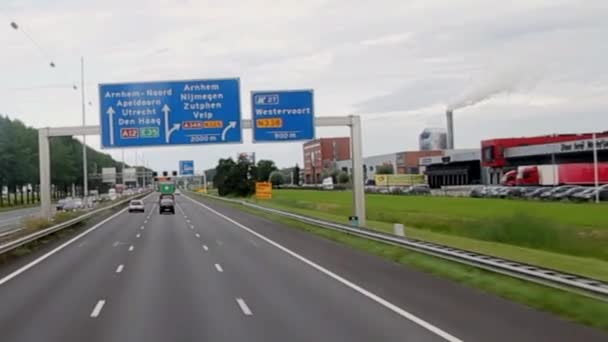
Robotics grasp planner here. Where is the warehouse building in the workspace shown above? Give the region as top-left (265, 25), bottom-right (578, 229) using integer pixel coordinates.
top-left (302, 137), bottom-right (350, 184)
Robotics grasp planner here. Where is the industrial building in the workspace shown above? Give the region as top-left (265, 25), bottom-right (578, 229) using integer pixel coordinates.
top-left (334, 150), bottom-right (443, 183)
top-left (481, 132), bottom-right (608, 184)
top-left (419, 149), bottom-right (482, 188)
top-left (302, 137), bottom-right (350, 184)
top-left (419, 131), bottom-right (608, 187)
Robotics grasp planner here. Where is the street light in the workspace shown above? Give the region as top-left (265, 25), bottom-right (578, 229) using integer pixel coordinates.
top-left (10, 21), bottom-right (55, 68)
top-left (79, 57), bottom-right (89, 197)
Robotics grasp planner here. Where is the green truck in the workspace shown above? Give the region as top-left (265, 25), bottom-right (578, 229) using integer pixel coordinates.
top-left (158, 182), bottom-right (176, 194)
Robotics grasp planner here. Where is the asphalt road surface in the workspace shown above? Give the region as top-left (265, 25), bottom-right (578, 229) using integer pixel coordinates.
top-left (0, 206), bottom-right (41, 234)
top-left (0, 193), bottom-right (605, 341)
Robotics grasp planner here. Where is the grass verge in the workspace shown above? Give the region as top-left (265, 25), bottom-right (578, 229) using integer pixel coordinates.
top-left (199, 193), bottom-right (608, 332)
top-left (0, 205), bottom-right (123, 267)
top-left (245, 197), bottom-right (608, 282)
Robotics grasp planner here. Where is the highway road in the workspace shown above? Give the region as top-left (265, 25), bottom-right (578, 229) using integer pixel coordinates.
top-left (0, 193), bottom-right (605, 341)
top-left (0, 206), bottom-right (41, 234)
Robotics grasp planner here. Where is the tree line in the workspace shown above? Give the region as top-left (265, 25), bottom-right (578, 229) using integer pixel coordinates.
top-left (0, 115), bottom-right (125, 206)
top-left (212, 156), bottom-right (301, 197)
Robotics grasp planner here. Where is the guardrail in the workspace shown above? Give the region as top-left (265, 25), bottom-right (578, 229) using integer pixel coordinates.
top-left (195, 193), bottom-right (608, 302)
top-left (0, 192), bottom-right (152, 256)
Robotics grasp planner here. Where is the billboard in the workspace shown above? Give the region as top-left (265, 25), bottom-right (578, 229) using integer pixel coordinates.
top-left (123, 168), bottom-right (137, 182)
top-left (375, 174), bottom-right (425, 186)
top-left (102, 167), bottom-right (117, 183)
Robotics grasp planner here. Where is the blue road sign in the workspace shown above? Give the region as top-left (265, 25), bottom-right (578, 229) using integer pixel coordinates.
top-left (99, 78), bottom-right (241, 148)
top-left (179, 160), bottom-right (194, 176)
top-left (251, 90), bottom-right (314, 142)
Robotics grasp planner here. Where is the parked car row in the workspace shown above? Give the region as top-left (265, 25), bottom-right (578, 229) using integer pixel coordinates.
top-left (365, 184), bottom-right (431, 195)
top-left (470, 184), bottom-right (608, 202)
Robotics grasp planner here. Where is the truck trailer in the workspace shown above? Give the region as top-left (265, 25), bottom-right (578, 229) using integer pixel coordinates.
top-left (502, 163), bottom-right (608, 186)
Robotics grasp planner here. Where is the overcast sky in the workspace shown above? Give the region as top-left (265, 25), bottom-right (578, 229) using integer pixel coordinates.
top-left (1, 0), bottom-right (607, 172)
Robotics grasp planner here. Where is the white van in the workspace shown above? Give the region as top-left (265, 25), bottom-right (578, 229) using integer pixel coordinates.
top-left (322, 177), bottom-right (334, 190)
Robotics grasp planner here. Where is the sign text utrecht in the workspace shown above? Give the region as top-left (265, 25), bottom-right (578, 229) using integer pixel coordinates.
top-left (99, 78), bottom-right (241, 147)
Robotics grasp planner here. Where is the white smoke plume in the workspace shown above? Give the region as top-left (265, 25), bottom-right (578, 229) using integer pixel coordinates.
top-left (447, 60), bottom-right (544, 111)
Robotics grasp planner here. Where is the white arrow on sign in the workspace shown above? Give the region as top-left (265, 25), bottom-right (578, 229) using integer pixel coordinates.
top-left (221, 121), bottom-right (237, 141)
top-left (106, 106), bottom-right (116, 146)
top-left (163, 104), bottom-right (181, 144)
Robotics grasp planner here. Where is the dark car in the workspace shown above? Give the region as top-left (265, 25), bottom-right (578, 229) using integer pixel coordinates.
top-left (502, 187), bottom-right (526, 198)
top-left (469, 186), bottom-right (485, 198)
top-left (552, 187), bottom-right (586, 200)
top-left (540, 185), bottom-right (578, 200)
top-left (159, 198), bottom-right (175, 214)
top-left (525, 187), bottom-right (552, 199)
top-left (575, 185), bottom-right (608, 202)
top-left (404, 184), bottom-right (431, 195)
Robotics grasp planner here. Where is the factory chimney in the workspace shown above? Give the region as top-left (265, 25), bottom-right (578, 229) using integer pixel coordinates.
top-left (446, 109), bottom-right (454, 149)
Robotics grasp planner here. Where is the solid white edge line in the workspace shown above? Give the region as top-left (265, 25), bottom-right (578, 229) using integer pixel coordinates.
top-left (236, 298), bottom-right (252, 316)
top-left (185, 195), bottom-right (463, 342)
top-left (215, 263), bottom-right (223, 272)
top-left (116, 264), bottom-right (124, 273)
top-left (90, 299), bottom-right (106, 318)
top-left (203, 245), bottom-right (208, 251)
top-left (0, 205), bottom-right (130, 286)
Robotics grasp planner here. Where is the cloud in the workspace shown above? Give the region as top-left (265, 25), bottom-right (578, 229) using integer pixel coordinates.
top-left (1, 0), bottom-right (607, 170)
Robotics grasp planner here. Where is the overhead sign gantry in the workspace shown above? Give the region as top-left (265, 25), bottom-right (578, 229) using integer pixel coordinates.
top-left (38, 77), bottom-right (366, 226)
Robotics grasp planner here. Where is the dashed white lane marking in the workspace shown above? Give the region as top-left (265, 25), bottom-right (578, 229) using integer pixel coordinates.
top-left (77, 241), bottom-right (87, 248)
top-left (215, 263), bottom-right (223, 272)
top-left (144, 220), bottom-right (148, 224)
top-left (113, 241), bottom-right (119, 247)
top-left (0, 191), bottom-right (154, 287)
top-left (184, 195), bottom-right (463, 342)
top-left (195, 233), bottom-right (200, 238)
top-left (136, 233), bottom-right (141, 238)
top-left (216, 240), bottom-right (223, 246)
top-left (250, 239), bottom-right (259, 247)
top-left (203, 245), bottom-right (209, 251)
top-left (128, 245), bottom-right (134, 252)
top-left (187, 219), bottom-right (191, 224)
top-left (140, 226), bottom-right (145, 230)
top-left (116, 265), bottom-right (124, 273)
top-left (190, 225), bottom-right (195, 229)
top-left (90, 300), bottom-right (106, 318)
top-left (236, 298), bottom-right (252, 316)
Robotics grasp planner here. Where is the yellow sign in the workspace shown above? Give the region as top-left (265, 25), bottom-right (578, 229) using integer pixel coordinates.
top-left (375, 174), bottom-right (425, 186)
top-left (203, 120), bottom-right (223, 128)
top-left (256, 118), bottom-right (283, 128)
top-left (255, 182), bottom-right (272, 199)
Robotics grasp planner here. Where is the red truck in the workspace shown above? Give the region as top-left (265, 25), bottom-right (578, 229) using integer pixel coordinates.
top-left (501, 163), bottom-right (608, 186)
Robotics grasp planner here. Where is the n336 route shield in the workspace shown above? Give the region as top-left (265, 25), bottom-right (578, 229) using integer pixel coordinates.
top-left (99, 78), bottom-right (242, 148)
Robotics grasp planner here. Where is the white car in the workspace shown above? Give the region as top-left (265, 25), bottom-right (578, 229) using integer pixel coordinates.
top-left (128, 200), bottom-right (145, 213)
